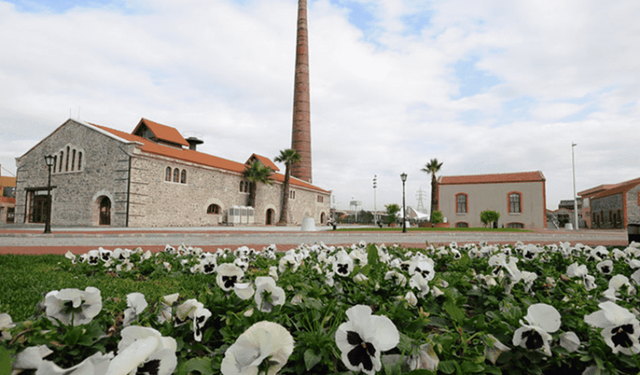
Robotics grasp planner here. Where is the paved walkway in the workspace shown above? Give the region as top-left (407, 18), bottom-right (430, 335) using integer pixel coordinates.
top-left (0, 224), bottom-right (630, 255)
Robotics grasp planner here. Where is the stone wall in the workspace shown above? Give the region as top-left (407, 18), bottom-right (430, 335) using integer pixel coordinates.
top-left (591, 193), bottom-right (623, 229)
top-left (627, 185), bottom-right (640, 226)
top-left (15, 120), bottom-right (132, 227)
top-left (127, 152), bottom-right (331, 227)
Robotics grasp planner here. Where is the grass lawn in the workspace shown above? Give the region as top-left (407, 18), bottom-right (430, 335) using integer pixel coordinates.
top-left (0, 254), bottom-right (204, 322)
top-left (335, 226), bottom-right (533, 232)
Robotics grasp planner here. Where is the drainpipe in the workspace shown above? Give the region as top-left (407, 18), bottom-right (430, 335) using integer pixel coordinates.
top-left (118, 146), bottom-right (132, 227)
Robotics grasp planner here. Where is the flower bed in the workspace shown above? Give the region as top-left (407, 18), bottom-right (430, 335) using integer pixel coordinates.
top-left (2, 241), bottom-right (640, 374)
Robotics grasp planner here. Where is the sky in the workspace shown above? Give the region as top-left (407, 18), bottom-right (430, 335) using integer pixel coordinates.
top-left (1, 0), bottom-right (638, 214)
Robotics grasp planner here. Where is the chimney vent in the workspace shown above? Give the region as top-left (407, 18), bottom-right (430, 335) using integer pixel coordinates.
top-left (186, 137), bottom-right (203, 151)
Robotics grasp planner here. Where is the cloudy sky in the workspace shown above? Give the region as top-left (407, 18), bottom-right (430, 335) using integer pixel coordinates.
top-left (1, 0), bottom-right (638, 213)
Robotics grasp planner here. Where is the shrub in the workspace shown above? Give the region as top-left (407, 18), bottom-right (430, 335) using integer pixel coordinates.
top-left (481, 210), bottom-right (501, 227)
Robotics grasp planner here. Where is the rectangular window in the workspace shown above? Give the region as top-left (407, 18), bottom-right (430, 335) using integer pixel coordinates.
top-left (509, 193), bottom-right (521, 213)
top-left (317, 195), bottom-right (324, 203)
top-left (456, 194), bottom-right (467, 213)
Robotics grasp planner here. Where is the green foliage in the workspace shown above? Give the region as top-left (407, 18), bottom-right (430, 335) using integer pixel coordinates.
top-left (0, 242), bottom-right (636, 375)
top-left (480, 210), bottom-right (501, 227)
top-left (386, 203), bottom-right (400, 225)
top-left (430, 210), bottom-right (444, 224)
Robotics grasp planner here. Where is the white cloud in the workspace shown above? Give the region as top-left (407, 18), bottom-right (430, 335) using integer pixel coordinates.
top-left (1, 0), bottom-right (638, 215)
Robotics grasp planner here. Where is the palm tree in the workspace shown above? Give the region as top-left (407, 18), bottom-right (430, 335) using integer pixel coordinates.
top-left (242, 160), bottom-right (274, 209)
top-left (274, 149), bottom-right (301, 225)
top-left (421, 158), bottom-right (443, 217)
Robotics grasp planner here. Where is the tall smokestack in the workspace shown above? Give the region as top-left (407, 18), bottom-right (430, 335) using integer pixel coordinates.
top-left (290, 0), bottom-right (312, 183)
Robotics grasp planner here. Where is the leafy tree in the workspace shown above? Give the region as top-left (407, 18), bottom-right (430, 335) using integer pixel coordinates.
top-left (385, 204), bottom-right (400, 225)
top-left (480, 210), bottom-right (501, 228)
top-left (274, 149), bottom-right (301, 225)
top-left (421, 158), bottom-right (443, 216)
top-left (430, 210), bottom-right (444, 224)
top-left (242, 160), bottom-right (274, 209)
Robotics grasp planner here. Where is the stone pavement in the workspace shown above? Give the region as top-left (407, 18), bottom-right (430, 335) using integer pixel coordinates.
top-left (0, 223), bottom-right (630, 255)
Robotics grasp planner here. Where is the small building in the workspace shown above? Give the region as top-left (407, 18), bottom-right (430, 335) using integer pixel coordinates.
top-left (0, 170), bottom-right (16, 224)
top-left (438, 171), bottom-right (547, 229)
top-left (0, 173), bottom-right (16, 224)
top-left (547, 198), bottom-right (583, 229)
top-left (578, 177), bottom-right (640, 229)
top-left (14, 118), bottom-right (331, 228)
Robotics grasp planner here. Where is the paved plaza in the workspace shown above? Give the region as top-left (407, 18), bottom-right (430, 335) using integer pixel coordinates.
top-left (0, 223), bottom-right (630, 255)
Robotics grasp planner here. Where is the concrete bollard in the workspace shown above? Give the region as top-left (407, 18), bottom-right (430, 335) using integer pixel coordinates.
top-left (301, 217), bottom-right (316, 231)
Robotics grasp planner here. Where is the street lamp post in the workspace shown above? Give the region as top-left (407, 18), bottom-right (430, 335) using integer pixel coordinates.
top-left (401, 172), bottom-right (407, 233)
top-left (572, 143), bottom-right (578, 231)
top-left (373, 175), bottom-right (377, 226)
top-left (44, 155), bottom-right (55, 234)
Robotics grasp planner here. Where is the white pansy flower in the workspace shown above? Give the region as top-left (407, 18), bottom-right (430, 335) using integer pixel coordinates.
top-left (603, 275), bottom-right (636, 302)
top-left (335, 305), bottom-right (400, 375)
top-left (221, 321), bottom-right (294, 375)
top-left (65, 250), bottom-right (77, 264)
top-left (216, 263), bottom-right (245, 292)
top-left (559, 331), bottom-right (581, 352)
top-left (408, 343), bottom-right (439, 371)
top-left (157, 293), bottom-right (179, 324)
top-left (0, 313), bottom-right (15, 340)
top-left (45, 287), bottom-right (102, 326)
top-left (269, 266), bottom-right (279, 281)
top-left (410, 260), bottom-right (435, 281)
top-left (484, 334), bottom-right (510, 365)
top-left (597, 260), bottom-right (614, 275)
top-left (384, 270), bottom-right (407, 287)
top-left (585, 301), bottom-right (640, 355)
top-left (567, 262), bottom-right (588, 278)
top-left (409, 273), bottom-right (430, 298)
top-left (353, 273), bottom-right (369, 283)
top-left (37, 351), bottom-right (113, 375)
top-left (333, 250), bottom-right (354, 277)
top-left (254, 276), bottom-right (286, 313)
top-left (512, 303), bottom-right (561, 356)
top-left (106, 326), bottom-right (177, 375)
top-left (123, 292), bottom-right (148, 326)
top-left (12, 345), bottom-right (54, 370)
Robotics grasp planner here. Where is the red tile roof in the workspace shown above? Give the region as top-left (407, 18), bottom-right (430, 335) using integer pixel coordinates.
top-left (132, 118), bottom-right (189, 147)
top-left (247, 154), bottom-right (280, 172)
top-left (438, 171), bottom-right (545, 185)
top-left (90, 122), bottom-right (330, 194)
top-left (589, 177), bottom-right (640, 200)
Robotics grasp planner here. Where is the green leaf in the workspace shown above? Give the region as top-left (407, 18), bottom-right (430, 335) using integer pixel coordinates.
top-left (403, 370), bottom-right (436, 375)
top-left (177, 357), bottom-right (215, 375)
top-left (461, 360), bottom-right (485, 373)
top-left (444, 302), bottom-right (465, 324)
top-left (0, 346), bottom-right (11, 375)
top-left (304, 348), bottom-right (322, 371)
top-left (367, 245), bottom-right (379, 266)
top-left (439, 360), bottom-right (457, 374)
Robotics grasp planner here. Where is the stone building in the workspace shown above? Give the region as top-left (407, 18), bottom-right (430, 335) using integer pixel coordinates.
top-left (438, 171), bottom-right (547, 229)
top-left (14, 118), bottom-right (331, 228)
top-left (578, 177), bottom-right (640, 229)
top-left (0, 169), bottom-right (16, 224)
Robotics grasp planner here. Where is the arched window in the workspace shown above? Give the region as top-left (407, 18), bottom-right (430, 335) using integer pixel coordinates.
top-left (77, 152), bottom-right (82, 170)
top-left (65, 146), bottom-right (70, 172)
top-left (509, 192), bottom-right (522, 213)
top-left (165, 167), bottom-right (171, 181)
top-left (207, 204), bottom-right (220, 214)
top-left (71, 149), bottom-right (76, 171)
top-left (181, 169), bottom-right (187, 184)
top-left (59, 151), bottom-right (64, 172)
top-left (239, 181), bottom-right (244, 192)
top-left (456, 222), bottom-right (469, 228)
top-left (507, 222), bottom-right (524, 229)
top-left (173, 168), bottom-right (179, 183)
top-left (52, 156), bottom-right (57, 173)
top-left (456, 193), bottom-right (467, 213)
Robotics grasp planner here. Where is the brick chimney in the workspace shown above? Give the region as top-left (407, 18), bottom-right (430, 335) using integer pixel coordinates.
top-left (290, 0), bottom-right (312, 183)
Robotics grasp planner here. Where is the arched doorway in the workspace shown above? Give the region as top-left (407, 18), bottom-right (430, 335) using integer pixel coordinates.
top-left (320, 212), bottom-right (326, 224)
top-left (265, 208), bottom-right (275, 225)
top-left (99, 197), bottom-right (111, 225)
